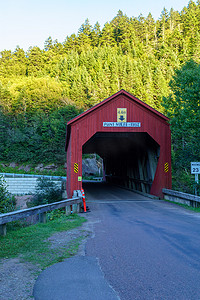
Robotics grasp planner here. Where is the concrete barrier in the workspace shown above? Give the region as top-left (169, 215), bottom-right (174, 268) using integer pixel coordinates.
top-left (0, 173), bottom-right (66, 195)
top-left (162, 188), bottom-right (200, 208)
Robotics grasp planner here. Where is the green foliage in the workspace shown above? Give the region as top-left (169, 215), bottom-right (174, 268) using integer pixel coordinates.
top-left (172, 169), bottom-right (196, 194)
top-left (0, 3), bottom-right (200, 194)
top-left (0, 163), bottom-right (66, 177)
top-left (0, 176), bottom-right (16, 213)
top-left (30, 177), bottom-right (63, 206)
top-left (2, 3), bottom-right (200, 115)
top-left (47, 208), bottom-right (66, 221)
top-left (162, 59), bottom-right (200, 194)
top-left (0, 104), bottom-right (81, 164)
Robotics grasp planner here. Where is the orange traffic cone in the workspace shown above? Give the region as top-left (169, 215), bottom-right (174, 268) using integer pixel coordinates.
top-left (81, 188), bottom-right (87, 213)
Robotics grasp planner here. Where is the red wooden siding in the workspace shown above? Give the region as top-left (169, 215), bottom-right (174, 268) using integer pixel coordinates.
top-left (66, 90), bottom-right (171, 198)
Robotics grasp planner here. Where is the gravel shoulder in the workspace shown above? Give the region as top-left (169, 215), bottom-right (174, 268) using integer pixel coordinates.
top-left (0, 214), bottom-right (96, 300)
top-left (0, 258), bottom-right (40, 300)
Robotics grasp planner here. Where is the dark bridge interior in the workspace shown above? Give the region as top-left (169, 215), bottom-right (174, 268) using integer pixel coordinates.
top-left (82, 132), bottom-right (160, 194)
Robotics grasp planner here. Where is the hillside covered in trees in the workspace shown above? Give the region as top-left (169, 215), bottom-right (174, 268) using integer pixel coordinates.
top-left (0, 0), bottom-right (200, 193)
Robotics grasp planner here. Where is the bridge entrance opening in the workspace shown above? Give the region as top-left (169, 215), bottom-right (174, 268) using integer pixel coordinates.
top-left (83, 132), bottom-right (160, 194)
top-left (66, 90), bottom-right (171, 198)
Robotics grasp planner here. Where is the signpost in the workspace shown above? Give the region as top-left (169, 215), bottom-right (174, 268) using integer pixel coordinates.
top-left (191, 162), bottom-right (200, 195)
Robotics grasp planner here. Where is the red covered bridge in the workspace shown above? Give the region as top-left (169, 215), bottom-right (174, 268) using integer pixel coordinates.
top-left (65, 90), bottom-right (171, 198)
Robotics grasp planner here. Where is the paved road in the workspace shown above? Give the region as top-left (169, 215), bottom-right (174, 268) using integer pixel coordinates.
top-left (34, 183), bottom-right (200, 299)
top-left (84, 182), bottom-right (200, 300)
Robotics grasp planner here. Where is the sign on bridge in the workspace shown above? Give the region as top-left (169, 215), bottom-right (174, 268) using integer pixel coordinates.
top-left (117, 108), bottom-right (127, 122)
top-left (103, 122), bottom-right (141, 127)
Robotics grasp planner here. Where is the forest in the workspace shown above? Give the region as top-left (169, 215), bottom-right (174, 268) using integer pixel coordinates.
top-left (0, 0), bottom-right (200, 193)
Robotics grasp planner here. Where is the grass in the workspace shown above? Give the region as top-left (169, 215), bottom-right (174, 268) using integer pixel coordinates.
top-left (164, 199), bottom-right (200, 213)
top-left (0, 214), bottom-right (86, 269)
top-left (0, 163), bottom-right (102, 180)
top-left (0, 163), bottom-right (66, 177)
top-left (82, 174), bottom-right (102, 180)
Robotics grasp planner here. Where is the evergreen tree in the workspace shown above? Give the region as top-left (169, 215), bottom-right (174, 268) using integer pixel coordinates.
top-left (44, 36), bottom-right (54, 51)
top-left (26, 46), bottom-right (44, 76)
top-left (77, 19), bottom-right (93, 51)
top-left (162, 59), bottom-right (200, 168)
top-left (0, 3), bottom-right (200, 175)
top-left (90, 22), bottom-right (101, 46)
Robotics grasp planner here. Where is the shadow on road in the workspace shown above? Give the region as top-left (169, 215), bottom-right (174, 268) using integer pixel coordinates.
top-left (83, 181), bottom-right (156, 202)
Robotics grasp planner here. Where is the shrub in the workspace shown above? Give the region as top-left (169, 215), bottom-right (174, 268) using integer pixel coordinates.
top-left (0, 176), bottom-right (16, 213)
top-left (47, 208), bottom-right (66, 221)
top-left (30, 177), bottom-right (63, 206)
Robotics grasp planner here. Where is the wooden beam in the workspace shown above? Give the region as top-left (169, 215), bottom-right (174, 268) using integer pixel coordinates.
top-left (138, 158), bottom-right (146, 193)
top-left (147, 149), bottom-right (157, 182)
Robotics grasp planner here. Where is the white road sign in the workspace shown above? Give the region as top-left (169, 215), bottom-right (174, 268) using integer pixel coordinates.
top-left (103, 122), bottom-right (141, 127)
top-left (191, 162), bottom-right (200, 174)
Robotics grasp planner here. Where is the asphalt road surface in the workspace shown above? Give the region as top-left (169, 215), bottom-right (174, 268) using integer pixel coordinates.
top-left (84, 182), bottom-right (200, 300)
top-left (34, 182), bottom-right (200, 300)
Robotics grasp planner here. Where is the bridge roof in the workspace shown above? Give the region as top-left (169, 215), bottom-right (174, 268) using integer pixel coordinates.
top-left (67, 89), bottom-right (169, 126)
top-left (65, 90), bottom-right (170, 151)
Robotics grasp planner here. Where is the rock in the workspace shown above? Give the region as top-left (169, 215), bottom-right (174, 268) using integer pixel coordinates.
top-left (82, 158), bottom-right (99, 176)
top-left (44, 164), bottom-right (57, 170)
top-left (34, 164), bottom-right (44, 171)
top-left (0, 163), bottom-right (8, 167)
top-left (23, 165), bottom-right (31, 172)
top-left (15, 195), bottom-right (34, 210)
top-left (9, 162), bottom-right (17, 168)
top-left (18, 165), bottom-right (31, 172)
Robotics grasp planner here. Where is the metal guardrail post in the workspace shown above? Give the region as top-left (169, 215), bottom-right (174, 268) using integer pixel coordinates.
top-left (77, 203), bottom-right (81, 213)
top-left (72, 204), bottom-right (78, 213)
top-left (66, 205), bottom-right (71, 216)
top-left (0, 224), bottom-right (6, 236)
top-left (39, 212), bottom-right (47, 223)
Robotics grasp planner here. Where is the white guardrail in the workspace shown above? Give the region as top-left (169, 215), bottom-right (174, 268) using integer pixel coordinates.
top-left (162, 188), bottom-right (200, 208)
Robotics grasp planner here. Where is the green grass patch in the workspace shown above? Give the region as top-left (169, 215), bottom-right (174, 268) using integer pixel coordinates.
top-left (82, 175), bottom-right (101, 180)
top-left (0, 214), bottom-right (86, 269)
top-left (0, 163), bottom-right (66, 177)
top-left (164, 199), bottom-right (200, 212)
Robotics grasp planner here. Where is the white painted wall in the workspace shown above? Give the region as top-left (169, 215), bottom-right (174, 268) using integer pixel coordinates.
top-left (0, 174), bottom-right (66, 195)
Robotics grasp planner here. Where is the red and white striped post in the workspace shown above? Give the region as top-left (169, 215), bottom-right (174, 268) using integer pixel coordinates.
top-left (81, 188), bottom-right (87, 213)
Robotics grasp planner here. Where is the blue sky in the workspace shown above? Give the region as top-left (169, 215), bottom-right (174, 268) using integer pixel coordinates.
top-left (0, 0), bottom-right (190, 52)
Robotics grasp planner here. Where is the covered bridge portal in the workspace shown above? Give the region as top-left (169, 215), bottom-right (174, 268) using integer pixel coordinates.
top-left (65, 90), bottom-right (171, 198)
